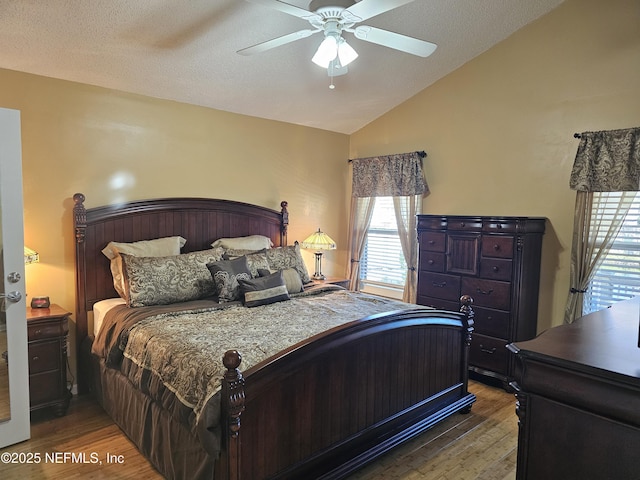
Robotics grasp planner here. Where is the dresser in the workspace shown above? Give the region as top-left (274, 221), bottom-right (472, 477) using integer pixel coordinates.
top-left (508, 297), bottom-right (640, 479)
top-left (416, 215), bottom-right (545, 385)
top-left (27, 304), bottom-right (72, 416)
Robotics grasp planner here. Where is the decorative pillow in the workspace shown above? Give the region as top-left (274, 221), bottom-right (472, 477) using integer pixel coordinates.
top-left (238, 271), bottom-right (290, 307)
top-left (102, 236), bottom-right (187, 299)
top-left (211, 235), bottom-right (273, 251)
top-left (222, 248), bottom-right (266, 260)
top-left (206, 256), bottom-right (252, 303)
top-left (264, 243), bottom-right (311, 284)
top-left (258, 267), bottom-right (303, 294)
top-left (244, 252), bottom-right (271, 277)
top-left (120, 248), bottom-right (224, 307)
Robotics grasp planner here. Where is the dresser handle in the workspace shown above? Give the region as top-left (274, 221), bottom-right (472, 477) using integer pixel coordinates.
top-left (32, 356), bottom-right (40, 361)
top-left (479, 346), bottom-right (496, 355)
top-left (460, 222), bottom-right (466, 227)
top-left (493, 244), bottom-right (500, 251)
top-left (476, 288), bottom-right (494, 295)
top-left (34, 329), bottom-right (42, 336)
top-left (492, 266), bottom-right (499, 272)
top-left (432, 281), bottom-right (447, 288)
top-left (427, 259), bottom-right (435, 265)
top-left (428, 240), bottom-right (435, 245)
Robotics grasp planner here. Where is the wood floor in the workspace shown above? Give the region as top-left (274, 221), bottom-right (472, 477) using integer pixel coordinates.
top-left (0, 380), bottom-right (517, 479)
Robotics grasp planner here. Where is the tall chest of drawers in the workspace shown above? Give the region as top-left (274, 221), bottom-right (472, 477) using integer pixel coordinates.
top-left (416, 215), bottom-right (546, 386)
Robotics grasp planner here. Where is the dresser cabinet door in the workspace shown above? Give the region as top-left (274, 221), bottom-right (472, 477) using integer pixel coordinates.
top-left (446, 234), bottom-right (480, 275)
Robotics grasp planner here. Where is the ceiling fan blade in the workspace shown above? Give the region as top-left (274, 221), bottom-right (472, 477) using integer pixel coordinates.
top-left (344, 0), bottom-right (416, 22)
top-left (352, 25), bottom-right (437, 57)
top-left (246, 0), bottom-right (318, 21)
top-left (238, 29), bottom-right (319, 56)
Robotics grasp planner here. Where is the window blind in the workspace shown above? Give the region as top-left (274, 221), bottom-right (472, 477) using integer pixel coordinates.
top-left (584, 192), bottom-right (640, 313)
top-left (359, 197), bottom-right (406, 288)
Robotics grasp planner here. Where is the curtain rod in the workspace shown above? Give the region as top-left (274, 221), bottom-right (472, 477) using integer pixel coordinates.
top-left (348, 150), bottom-right (427, 163)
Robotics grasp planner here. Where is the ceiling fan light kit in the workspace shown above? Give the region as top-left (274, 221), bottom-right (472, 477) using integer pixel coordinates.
top-left (241, 0), bottom-right (437, 88)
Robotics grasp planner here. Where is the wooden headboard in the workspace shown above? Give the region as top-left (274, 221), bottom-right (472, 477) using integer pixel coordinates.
top-left (72, 193), bottom-right (288, 358)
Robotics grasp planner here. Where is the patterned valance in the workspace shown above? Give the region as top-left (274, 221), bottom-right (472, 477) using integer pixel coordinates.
top-left (570, 127), bottom-right (640, 192)
top-left (351, 151), bottom-right (428, 197)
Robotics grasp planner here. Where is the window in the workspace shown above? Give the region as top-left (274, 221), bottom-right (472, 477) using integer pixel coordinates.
top-left (583, 191), bottom-right (640, 314)
top-left (360, 197), bottom-right (406, 294)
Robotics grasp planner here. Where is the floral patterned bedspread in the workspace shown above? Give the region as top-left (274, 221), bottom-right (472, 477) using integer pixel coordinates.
top-left (95, 285), bottom-right (421, 451)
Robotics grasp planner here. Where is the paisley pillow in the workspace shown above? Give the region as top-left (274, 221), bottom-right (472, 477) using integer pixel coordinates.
top-left (120, 248), bottom-right (224, 307)
top-left (206, 256), bottom-right (252, 303)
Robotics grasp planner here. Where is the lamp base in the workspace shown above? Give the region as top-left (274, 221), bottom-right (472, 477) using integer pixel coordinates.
top-left (312, 251), bottom-right (325, 280)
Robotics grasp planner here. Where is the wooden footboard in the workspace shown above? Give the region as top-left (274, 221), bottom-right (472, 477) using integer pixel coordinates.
top-left (218, 296), bottom-right (475, 480)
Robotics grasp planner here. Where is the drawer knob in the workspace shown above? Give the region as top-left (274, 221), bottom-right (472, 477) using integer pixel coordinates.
top-left (432, 281), bottom-right (447, 288)
top-left (493, 244), bottom-right (500, 251)
top-left (460, 222), bottom-right (466, 227)
top-left (32, 356), bottom-right (40, 361)
top-left (492, 266), bottom-right (499, 272)
top-left (497, 224), bottom-right (503, 229)
top-left (428, 240), bottom-right (435, 245)
top-left (428, 259), bottom-right (435, 265)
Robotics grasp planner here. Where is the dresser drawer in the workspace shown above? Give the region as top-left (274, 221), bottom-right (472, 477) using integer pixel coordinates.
top-left (418, 272), bottom-right (460, 301)
top-left (473, 306), bottom-right (511, 338)
top-left (469, 334), bottom-right (509, 376)
top-left (28, 340), bottom-right (61, 374)
top-left (28, 322), bottom-right (66, 341)
top-left (447, 218), bottom-right (482, 231)
top-left (420, 251), bottom-right (445, 272)
top-left (481, 236), bottom-right (514, 259)
top-left (462, 278), bottom-right (511, 310)
top-left (417, 296), bottom-right (461, 311)
top-left (420, 232), bottom-right (445, 252)
top-left (479, 258), bottom-right (512, 281)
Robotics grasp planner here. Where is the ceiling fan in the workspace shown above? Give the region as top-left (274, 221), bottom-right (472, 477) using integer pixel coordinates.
top-left (238, 0), bottom-right (437, 79)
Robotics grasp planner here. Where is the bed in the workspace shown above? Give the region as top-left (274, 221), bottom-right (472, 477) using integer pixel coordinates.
top-left (72, 193), bottom-right (476, 480)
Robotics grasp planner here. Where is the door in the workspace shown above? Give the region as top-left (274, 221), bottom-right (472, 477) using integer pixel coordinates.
top-left (0, 108), bottom-right (30, 447)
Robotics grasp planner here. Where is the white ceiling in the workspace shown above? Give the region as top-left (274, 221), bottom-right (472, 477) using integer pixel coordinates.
top-left (0, 0), bottom-right (564, 134)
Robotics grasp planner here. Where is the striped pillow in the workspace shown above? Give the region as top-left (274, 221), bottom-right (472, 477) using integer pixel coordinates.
top-left (238, 271), bottom-right (290, 307)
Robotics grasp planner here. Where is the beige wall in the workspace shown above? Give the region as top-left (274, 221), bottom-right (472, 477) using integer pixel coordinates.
top-left (350, 0), bottom-right (640, 332)
top-left (0, 69), bottom-right (350, 377)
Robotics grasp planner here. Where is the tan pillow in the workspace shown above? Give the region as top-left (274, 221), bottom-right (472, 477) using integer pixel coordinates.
top-left (211, 235), bottom-right (273, 251)
top-left (102, 236), bottom-right (187, 298)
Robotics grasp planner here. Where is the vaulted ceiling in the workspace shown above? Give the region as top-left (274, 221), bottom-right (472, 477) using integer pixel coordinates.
top-left (0, 0), bottom-right (564, 134)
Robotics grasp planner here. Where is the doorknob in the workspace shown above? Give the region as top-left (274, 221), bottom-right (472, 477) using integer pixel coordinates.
top-left (0, 291), bottom-right (22, 303)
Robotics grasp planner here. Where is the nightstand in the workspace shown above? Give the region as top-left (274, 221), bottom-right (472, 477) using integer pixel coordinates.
top-left (26, 304), bottom-right (72, 416)
top-left (312, 276), bottom-right (350, 289)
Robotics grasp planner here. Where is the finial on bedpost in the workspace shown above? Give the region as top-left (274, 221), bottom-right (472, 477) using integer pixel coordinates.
top-left (222, 350), bottom-right (245, 438)
top-left (73, 193), bottom-right (87, 243)
top-left (222, 350), bottom-right (244, 480)
top-left (280, 201), bottom-right (289, 245)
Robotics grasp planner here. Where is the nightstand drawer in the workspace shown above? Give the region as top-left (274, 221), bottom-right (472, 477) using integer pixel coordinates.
top-left (28, 322), bottom-right (66, 341)
top-left (29, 371), bottom-right (64, 406)
top-left (28, 340), bottom-right (61, 374)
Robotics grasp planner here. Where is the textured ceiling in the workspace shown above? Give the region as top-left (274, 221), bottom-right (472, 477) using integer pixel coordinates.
top-left (0, 0), bottom-right (564, 134)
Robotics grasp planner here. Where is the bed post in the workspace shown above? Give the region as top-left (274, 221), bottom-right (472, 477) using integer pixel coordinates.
top-left (221, 350), bottom-right (245, 480)
top-left (73, 193), bottom-right (89, 394)
top-left (280, 201), bottom-right (288, 246)
top-left (459, 295), bottom-right (475, 405)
